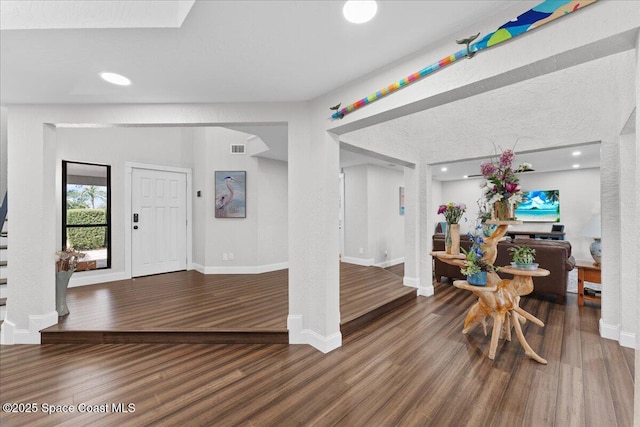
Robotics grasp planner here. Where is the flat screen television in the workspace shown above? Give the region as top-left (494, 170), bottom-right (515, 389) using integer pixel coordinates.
top-left (515, 190), bottom-right (560, 222)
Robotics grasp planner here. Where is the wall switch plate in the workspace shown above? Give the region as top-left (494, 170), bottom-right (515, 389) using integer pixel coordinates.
top-left (222, 253), bottom-right (228, 261)
top-left (359, 248), bottom-right (364, 255)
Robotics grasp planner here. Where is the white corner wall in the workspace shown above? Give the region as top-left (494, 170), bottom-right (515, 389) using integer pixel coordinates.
top-left (343, 164), bottom-right (404, 266)
top-left (193, 126), bottom-right (287, 273)
top-left (0, 107), bottom-right (7, 198)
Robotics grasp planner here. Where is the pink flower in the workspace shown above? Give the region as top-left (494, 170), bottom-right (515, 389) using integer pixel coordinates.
top-left (499, 149), bottom-right (515, 168)
top-left (480, 162), bottom-right (496, 178)
top-left (437, 205), bottom-right (447, 214)
top-left (505, 183), bottom-right (519, 194)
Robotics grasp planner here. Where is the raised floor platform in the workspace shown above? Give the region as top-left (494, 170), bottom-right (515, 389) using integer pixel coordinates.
top-left (41, 263), bottom-right (414, 345)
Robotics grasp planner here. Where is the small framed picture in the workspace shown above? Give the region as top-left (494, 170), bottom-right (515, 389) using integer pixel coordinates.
top-left (399, 186), bottom-right (405, 215)
top-left (215, 171), bottom-right (246, 218)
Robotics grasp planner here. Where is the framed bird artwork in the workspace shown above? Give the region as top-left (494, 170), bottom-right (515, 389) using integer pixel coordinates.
top-left (215, 171), bottom-right (246, 218)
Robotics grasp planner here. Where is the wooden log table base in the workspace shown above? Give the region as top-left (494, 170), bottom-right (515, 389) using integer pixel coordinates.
top-left (454, 268), bottom-right (549, 364)
top-left (431, 221), bottom-right (551, 364)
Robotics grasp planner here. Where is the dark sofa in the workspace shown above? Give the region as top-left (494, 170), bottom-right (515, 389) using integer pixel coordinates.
top-left (432, 234), bottom-right (576, 304)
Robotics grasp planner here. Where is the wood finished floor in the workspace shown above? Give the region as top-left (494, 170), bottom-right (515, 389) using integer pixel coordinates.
top-left (41, 263), bottom-right (415, 343)
top-left (1, 281), bottom-right (633, 426)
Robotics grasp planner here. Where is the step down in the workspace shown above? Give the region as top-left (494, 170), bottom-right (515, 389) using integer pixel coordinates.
top-left (40, 329), bottom-right (289, 345)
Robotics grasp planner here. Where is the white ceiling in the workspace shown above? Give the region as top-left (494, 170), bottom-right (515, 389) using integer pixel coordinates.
top-left (1, 0), bottom-right (623, 175)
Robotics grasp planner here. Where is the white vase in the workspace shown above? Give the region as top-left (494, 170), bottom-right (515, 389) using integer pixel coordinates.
top-left (56, 270), bottom-right (74, 316)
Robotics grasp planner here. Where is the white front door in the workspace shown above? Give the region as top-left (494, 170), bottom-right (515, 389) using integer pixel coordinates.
top-left (132, 168), bottom-right (187, 277)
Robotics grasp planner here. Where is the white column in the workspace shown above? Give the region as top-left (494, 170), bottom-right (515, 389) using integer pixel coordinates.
top-left (402, 166), bottom-right (420, 288)
top-left (288, 114), bottom-right (341, 353)
top-left (633, 29), bottom-right (640, 427)
top-left (1, 117), bottom-right (58, 344)
top-left (418, 162), bottom-right (434, 297)
top-left (599, 137), bottom-right (622, 342)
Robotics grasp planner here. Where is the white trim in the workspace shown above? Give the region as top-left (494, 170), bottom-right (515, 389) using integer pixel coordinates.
top-left (417, 284), bottom-right (434, 297)
top-left (342, 256), bottom-right (375, 266)
top-left (375, 257), bottom-right (405, 268)
top-left (197, 262), bottom-right (289, 275)
top-left (619, 331), bottom-right (635, 349)
top-left (403, 276), bottom-right (420, 288)
top-left (125, 162), bottom-right (193, 280)
top-left (287, 314), bottom-right (342, 353)
top-left (68, 271), bottom-right (129, 288)
top-left (599, 318), bottom-right (620, 341)
top-left (0, 311), bottom-right (58, 344)
top-left (287, 314), bottom-right (304, 343)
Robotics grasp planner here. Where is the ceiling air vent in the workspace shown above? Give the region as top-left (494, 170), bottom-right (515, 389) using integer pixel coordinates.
top-left (230, 144), bottom-right (246, 154)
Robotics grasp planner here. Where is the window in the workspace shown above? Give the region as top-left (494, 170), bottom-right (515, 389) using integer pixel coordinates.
top-left (62, 161), bottom-right (111, 270)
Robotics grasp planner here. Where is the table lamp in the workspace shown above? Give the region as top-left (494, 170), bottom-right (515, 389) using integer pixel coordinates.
top-left (581, 214), bottom-right (601, 265)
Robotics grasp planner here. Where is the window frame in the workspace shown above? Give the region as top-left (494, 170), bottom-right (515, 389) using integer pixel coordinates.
top-left (62, 160), bottom-right (112, 270)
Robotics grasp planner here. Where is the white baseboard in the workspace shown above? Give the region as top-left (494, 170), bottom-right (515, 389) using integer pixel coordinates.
top-left (199, 262), bottom-right (289, 275)
top-left (403, 276), bottom-right (419, 288)
top-left (0, 311), bottom-right (58, 344)
top-left (287, 314), bottom-right (342, 353)
top-left (599, 318), bottom-right (620, 341)
top-left (418, 284), bottom-right (434, 297)
top-left (375, 257), bottom-right (405, 268)
top-left (69, 271), bottom-right (130, 288)
top-left (619, 331), bottom-right (636, 349)
top-left (342, 256), bottom-right (375, 266)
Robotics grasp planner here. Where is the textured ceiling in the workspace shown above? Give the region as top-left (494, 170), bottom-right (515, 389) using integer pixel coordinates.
top-left (0, 0), bottom-right (521, 104)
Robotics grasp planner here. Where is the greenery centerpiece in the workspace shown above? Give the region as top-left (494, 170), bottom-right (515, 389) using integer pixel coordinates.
top-left (437, 202), bottom-right (466, 255)
top-left (509, 245), bottom-right (538, 270)
top-left (480, 148), bottom-right (532, 220)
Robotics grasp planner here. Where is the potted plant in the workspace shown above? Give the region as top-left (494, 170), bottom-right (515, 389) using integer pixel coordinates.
top-left (480, 148), bottom-right (532, 220)
top-left (55, 248), bottom-right (85, 316)
top-left (437, 202), bottom-right (466, 255)
top-left (509, 245), bottom-right (538, 270)
top-left (460, 229), bottom-right (496, 286)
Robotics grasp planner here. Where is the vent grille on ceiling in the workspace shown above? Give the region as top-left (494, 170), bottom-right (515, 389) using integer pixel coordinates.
top-left (230, 144), bottom-right (246, 154)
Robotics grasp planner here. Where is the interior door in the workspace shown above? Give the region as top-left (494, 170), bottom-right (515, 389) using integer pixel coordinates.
top-left (132, 168), bottom-right (187, 277)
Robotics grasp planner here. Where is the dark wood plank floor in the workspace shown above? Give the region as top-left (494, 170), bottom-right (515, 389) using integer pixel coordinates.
top-left (41, 263), bottom-right (415, 343)
top-left (1, 281), bottom-right (633, 426)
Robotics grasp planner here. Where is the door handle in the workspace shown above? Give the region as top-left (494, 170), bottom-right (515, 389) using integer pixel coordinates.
top-left (133, 225), bottom-right (138, 230)
top-left (133, 213), bottom-right (139, 222)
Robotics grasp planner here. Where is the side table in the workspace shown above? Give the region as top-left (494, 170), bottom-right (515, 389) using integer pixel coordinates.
top-left (576, 260), bottom-right (601, 306)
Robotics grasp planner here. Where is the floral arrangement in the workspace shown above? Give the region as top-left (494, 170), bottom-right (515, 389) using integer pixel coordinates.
top-left (480, 148), bottom-right (532, 206)
top-left (55, 248), bottom-right (85, 272)
top-left (460, 228), bottom-right (496, 276)
top-left (437, 202), bottom-right (466, 224)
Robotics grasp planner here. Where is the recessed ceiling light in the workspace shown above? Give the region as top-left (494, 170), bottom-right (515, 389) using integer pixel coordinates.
top-left (572, 151), bottom-right (581, 156)
top-left (100, 72), bottom-right (131, 86)
top-left (573, 164), bottom-right (580, 168)
top-left (441, 167), bottom-right (448, 172)
top-left (343, 1), bottom-right (377, 24)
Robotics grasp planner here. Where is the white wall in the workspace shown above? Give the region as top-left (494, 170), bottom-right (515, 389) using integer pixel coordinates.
top-left (193, 126), bottom-right (288, 273)
top-left (439, 167), bottom-right (600, 261)
top-left (343, 165), bottom-right (368, 262)
top-left (368, 166), bottom-right (405, 266)
top-left (57, 126), bottom-right (195, 284)
top-left (0, 107), bottom-right (6, 199)
top-left (343, 164), bottom-right (404, 266)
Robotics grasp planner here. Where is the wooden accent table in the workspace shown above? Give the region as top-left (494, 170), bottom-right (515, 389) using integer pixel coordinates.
top-left (576, 260), bottom-right (601, 306)
top-left (431, 220), bottom-right (551, 364)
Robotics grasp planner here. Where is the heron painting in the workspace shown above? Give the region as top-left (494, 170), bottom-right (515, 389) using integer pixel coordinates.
top-left (214, 171), bottom-right (246, 218)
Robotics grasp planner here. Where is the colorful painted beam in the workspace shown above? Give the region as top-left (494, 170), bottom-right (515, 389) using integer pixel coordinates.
top-left (331, 0), bottom-right (597, 119)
